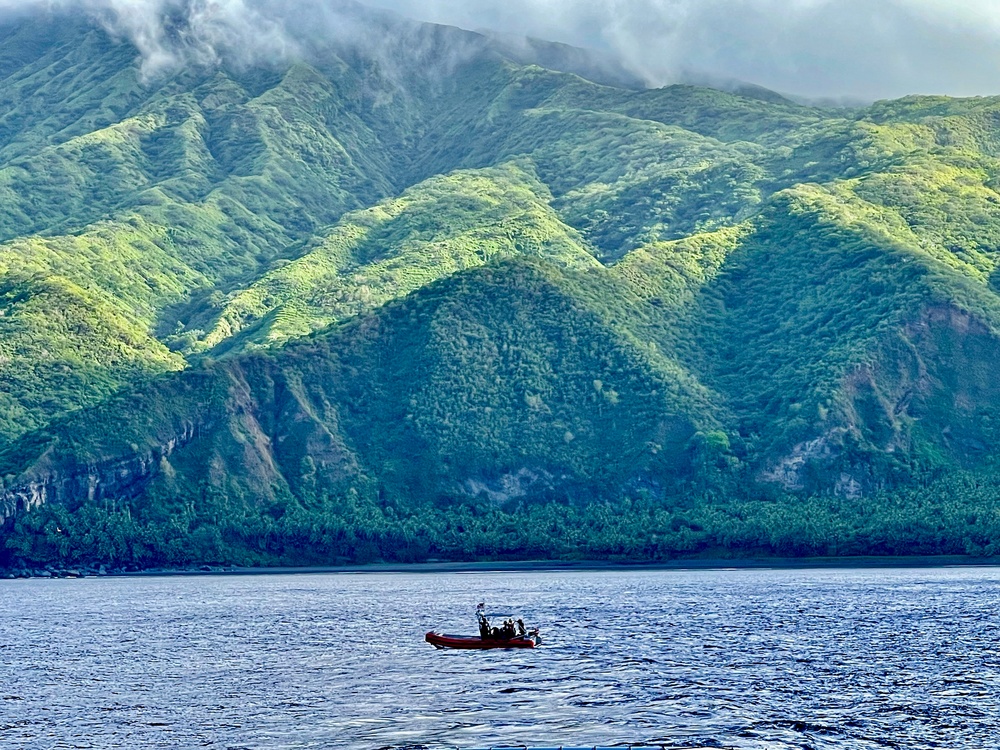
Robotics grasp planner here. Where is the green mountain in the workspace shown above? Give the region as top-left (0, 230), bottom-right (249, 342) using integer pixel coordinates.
top-left (4, 6), bottom-right (1000, 568)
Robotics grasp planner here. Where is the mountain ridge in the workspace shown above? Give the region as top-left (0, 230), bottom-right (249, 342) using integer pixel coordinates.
top-left (4, 4), bottom-right (1000, 566)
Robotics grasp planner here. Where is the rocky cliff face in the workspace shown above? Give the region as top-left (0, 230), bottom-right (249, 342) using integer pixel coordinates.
top-left (760, 303), bottom-right (1000, 497)
top-left (0, 423), bottom-right (198, 519)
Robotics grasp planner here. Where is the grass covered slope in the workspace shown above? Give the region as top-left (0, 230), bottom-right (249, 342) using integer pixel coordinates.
top-left (5, 7), bottom-right (1000, 565)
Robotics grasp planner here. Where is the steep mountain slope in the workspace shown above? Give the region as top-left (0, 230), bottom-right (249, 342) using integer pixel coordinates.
top-left (4, 3), bottom-right (1000, 566)
top-left (0, 260), bottom-right (716, 526)
top-left (198, 162), bottom-right (600, 352)
top-left (0, 7), bottom-right (643, 441)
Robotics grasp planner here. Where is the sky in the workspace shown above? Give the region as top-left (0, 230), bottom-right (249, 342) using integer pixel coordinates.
top-left (3, 0), bottom-right (999, 101)
top-left (369, 0), bottom-right (1000, 101)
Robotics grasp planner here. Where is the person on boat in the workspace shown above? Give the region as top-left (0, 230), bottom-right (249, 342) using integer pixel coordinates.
top-left (502, 619), bottom-right (516, 639)
top-left (477, 604), bottom-right (492, 639)
top-left (476, 605), bottom-right (535, 641)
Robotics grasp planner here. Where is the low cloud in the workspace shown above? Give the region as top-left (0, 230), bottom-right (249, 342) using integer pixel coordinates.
top-left (0, 0), bottom-right (490, 83)
top-left (371, 0), bottom-right (1000, 100)
top-left (1, 0), bottom-right (998, 99)
top-left (89, 0), bottom-right (299, 76)
top-left (0, 0), bottom-right (299, 78)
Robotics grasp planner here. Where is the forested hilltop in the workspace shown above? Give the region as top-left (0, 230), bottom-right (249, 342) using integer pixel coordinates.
top-left (4, 3), bottom-right (1000, 570)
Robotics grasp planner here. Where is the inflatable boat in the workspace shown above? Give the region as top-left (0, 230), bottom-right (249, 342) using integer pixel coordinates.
top-left (425, 631), bottom-right (540, 649)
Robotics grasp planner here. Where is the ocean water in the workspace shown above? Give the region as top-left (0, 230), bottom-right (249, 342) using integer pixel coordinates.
top-left (1, 567), bottom-right (998, 749)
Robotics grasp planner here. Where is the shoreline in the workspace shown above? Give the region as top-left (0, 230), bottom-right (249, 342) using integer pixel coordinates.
top-left (182, 554), bottom-right (1000, 575)
top-left (6, 554), bottom-right (1000, 580)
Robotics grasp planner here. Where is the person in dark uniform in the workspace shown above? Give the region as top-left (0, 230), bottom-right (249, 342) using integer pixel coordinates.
top-left (477, 603), bottom-right (492, 639)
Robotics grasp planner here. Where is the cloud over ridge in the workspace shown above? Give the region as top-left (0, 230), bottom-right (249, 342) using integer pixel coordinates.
top-left (0, 0), bottom-right (997, 99)
top-left (374, 0), bottom-right (1000, 100)
top-left (0, 0), bottom-right (300, 77)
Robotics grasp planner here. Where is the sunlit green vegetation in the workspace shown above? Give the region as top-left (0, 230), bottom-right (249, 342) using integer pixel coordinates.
top-left (4, 12), bottom-right (1000, 567)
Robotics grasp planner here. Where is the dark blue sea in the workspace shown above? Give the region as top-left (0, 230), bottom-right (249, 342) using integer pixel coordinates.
top-left (2, 567), bottom-right (998, 749)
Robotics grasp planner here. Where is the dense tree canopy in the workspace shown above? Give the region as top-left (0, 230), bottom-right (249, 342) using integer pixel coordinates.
top-left (3, 10), bottom-right (1000, 567)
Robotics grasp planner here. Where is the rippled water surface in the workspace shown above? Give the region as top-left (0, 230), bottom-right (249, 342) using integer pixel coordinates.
top-left (2, 567), bottom-right (1000, 749)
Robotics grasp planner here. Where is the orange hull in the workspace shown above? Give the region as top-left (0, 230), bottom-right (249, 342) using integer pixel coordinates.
top-left (425, 631), bottom-right (539, 649)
